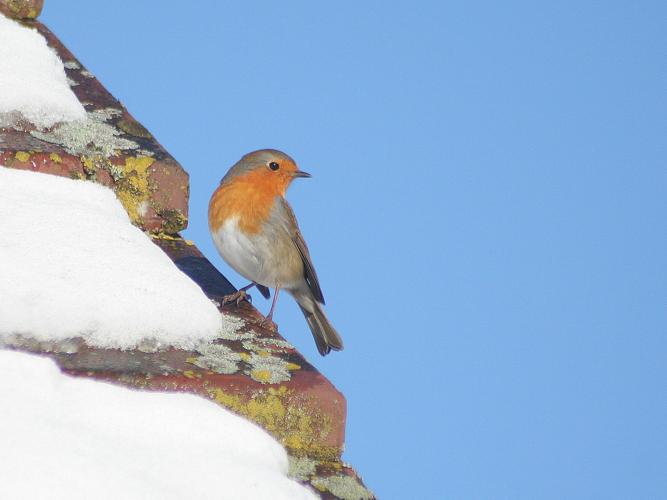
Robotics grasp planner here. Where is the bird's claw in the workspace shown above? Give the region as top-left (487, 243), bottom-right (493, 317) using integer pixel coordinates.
top-left (221, 290), bottom-right (252, 306)
top-left (258, 316), bottom-right (278, 332)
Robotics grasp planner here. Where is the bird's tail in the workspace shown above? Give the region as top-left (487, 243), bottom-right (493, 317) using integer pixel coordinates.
top-left (298, 301), bottom-right (343, 356)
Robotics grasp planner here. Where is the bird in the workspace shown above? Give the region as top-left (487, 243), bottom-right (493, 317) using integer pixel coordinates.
top-left (208, 149), bottom-right (343, 356)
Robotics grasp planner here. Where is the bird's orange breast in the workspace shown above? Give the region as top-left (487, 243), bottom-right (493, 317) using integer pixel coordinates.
top-left (208, 169), bottom-right (284, 235)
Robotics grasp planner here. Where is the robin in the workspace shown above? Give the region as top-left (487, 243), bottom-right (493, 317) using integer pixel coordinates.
top-left (208, 149), bottom-right (343, 356)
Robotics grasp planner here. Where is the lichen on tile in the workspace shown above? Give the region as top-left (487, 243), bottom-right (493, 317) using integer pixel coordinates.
top-left (0, 334), bottom-right (81, 354)
top-left (157, 208), bottom-right (188, 234)
top-left (14, 151), bottom-right (30, 162)
top-left (312, 475), bottom-right (374, 500)
top-left (30, 108), bottom-right (138, 157)
top-left (247, 336), bottom-right (295, 350)
top-left (110, 155), bottom-right (155, 223)
top-left (217, 322), bottom-right (255, 341)
top-left (246, 351), bottom-right (294, 384)
top-left (191, 343), bottom-right (241, 374)
top-left (107, 164), bottom-right (125, 181)
top-left (207, 385), bottom-right (338, 462)
top-left (117, 117), bottom-right (152, 139)
top-left (288, 455), bottom-right (318, 481)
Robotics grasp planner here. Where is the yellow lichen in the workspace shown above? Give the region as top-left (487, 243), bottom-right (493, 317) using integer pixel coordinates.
top-left (6, 0), bottom-right (19, 14)
top-left (114, 156), bottom-right (155, 224)
top-left (15, 151), bottom-right (30, 162)
top-left (245, 387), bottom-right (288, 426)
top-left (49, 153), bottom-right (63, 163)
top-left (81, 156), bottom-right (98, 176)
top-left (150, 234), bottom-right (194, 245)
top-left (283, 412), bottom-right (313, 450)
top-left (250, 369), bottom-right (272, 383)
top-left (149, 233), bottom-right (181, 241)
top-left (210, 388), bottom-right (243, 412)
top-left (313, 482), bottom-right (327, 492)
top-left (122, 156), bottom-right (154, 192)
top-left (207, 385), bottom-right (337, 460)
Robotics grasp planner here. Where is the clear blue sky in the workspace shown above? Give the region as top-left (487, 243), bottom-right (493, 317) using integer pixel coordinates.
top-left (43, 2), bottom-right (665, 498)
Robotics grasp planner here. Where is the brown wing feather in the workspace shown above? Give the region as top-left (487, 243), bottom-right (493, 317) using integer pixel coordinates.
top-left (293, 229), bottom-right (325, 304)
top-left (279, 198), bottom-right (325, 304)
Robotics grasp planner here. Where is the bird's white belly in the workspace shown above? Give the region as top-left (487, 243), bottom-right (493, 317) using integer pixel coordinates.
top-left (212, 216), bottom-right (296, 287)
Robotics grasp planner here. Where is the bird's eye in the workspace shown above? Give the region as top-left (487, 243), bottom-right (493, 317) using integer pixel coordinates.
top-left (268, 162), bottom-right (280, 171)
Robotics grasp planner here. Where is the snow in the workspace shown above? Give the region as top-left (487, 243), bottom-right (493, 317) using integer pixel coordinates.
top-left (0, 167), bottom-right (233, 350)
top-left (0, 13), bottom-right (85, 129)
top-left (0, 349), bottom-right (316, 500)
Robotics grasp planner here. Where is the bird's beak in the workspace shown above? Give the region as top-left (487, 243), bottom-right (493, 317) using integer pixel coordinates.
top-left (292, 170), bottom-right (311, 178)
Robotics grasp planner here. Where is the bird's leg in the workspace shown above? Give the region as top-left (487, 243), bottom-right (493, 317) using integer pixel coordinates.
top-left (222, 282), bottom-right (257, 306)
top-left (266, 285), bottom-right (281, 322)
top-left (259, 285), bottom-right (281, 330)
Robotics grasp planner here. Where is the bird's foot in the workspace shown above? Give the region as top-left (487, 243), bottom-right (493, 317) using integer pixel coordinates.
top-left (221, 290), bottom-right (252, 306)
top-left (258, 315), bottom-right (278, 332)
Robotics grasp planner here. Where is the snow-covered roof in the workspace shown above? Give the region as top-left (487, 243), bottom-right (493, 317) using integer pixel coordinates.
top-left (0, 349), bottom-right (316, 499)
top-left (0, 167), bottom-right (232, 350)
top-left (0, 3), bottom-right (374, 497)
top-left (0, 12), bottom-right (85, 129)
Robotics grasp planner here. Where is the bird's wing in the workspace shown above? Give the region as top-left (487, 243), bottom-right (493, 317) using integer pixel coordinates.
top-left (277, 197), bottom-right (325, 304)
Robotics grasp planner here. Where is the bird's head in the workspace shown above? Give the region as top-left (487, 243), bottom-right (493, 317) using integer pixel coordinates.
top-left (221, 149), bottom-right (310, 195)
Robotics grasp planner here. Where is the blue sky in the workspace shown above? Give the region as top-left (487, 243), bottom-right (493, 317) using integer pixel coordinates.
top-left (43, 2), bottom-right (665, 498)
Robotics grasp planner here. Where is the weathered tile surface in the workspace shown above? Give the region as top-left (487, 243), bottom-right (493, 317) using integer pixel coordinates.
top-left (0, 21), bottom-right (189, 234)
top-left (0, 0), bottom-right (43, 19)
